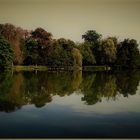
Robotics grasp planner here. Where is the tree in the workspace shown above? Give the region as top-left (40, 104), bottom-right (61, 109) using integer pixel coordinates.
top-left (24, 28), bottom-right (53, 65)
top-left (0, 23), bottom-right (28, 65)
top-left (82, 30), bottom-right (102, 43)
top-left (49, 38), bottom-right (76, 66)
top-left (23, 38), bottom-right (39, 65)
top-left (78, 42), bottom-right (96, 65)
top-left (32, 27), bottom-right (52, 40)
top-left (0, 36), bottom-right (13, 69)
top-left (56, 38), bottom-right (74, 51)
top-left (93, 37), bottom-right (117, 65)
top-left (117, 39), bottom-right (140, 68)
top-left (101, 38), bottom-right (117, 64)
top-left (71, 48), bottom-right (82, 67)
top-left (32, 28), bottom-right (53, 65)
top-left (82, 30), bottom-right (103, 65)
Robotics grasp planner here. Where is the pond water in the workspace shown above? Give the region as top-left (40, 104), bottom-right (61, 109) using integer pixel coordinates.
top-left (0, 70), bottom-right (140, 138)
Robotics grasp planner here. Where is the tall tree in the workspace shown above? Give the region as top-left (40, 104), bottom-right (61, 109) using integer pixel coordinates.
top-left (93, 37), bottom-right (117, 65)
top-left (49, 38), bottom-right (75, 66)
top-left (117, 39), bottom-right (140, 68)
top-left (72, 48), bottom-right (82, 67)
top-left (78, 42), bottom-right (96, 65)
top-left (0, 36), bottom-right (13, 69)
top-left (24, 28), bottom-right (53, 65)
top-left (0, 23), bottom-right (28, 65)
top-left (82, 30), bottom-right (102, 43)
top-left (23, 38), bottom-right (39, 65)
top-left (82, 30), bottom-right (102, 65)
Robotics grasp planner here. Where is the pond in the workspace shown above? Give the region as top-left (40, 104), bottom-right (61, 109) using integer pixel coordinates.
top-left (0, 70), bottom-right (140, 138)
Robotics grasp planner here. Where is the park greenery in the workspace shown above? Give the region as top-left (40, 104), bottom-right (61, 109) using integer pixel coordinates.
top-left (0, 36), bottom-right (13, 69)
top-left (0, 23), bottom-right (140, 70)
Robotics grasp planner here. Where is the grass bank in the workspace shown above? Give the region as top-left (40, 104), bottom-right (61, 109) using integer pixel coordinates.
top-left (83, 66), bottom-right (111, 71)
top-left (13, 65), bottom-right (111, 72)
top-left (13, 65), bottom-right (48, 72)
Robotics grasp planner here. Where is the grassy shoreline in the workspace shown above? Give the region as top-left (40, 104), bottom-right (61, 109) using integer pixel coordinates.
top-left (13, 65), bottom-right (111, 72)
top-left (13, 65), bottom-right (48, 72)
top-left (83, 65), bottom-right (111, 71)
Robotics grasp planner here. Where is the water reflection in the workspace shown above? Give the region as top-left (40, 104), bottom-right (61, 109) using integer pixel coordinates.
top-left (81, 72), bottom-right (117, 105)
top-left (0, 70), bottom-right (140, 112)
top-left (116, 70), bottom-right (140, 97)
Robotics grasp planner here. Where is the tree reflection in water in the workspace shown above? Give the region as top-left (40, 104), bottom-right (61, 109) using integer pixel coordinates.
top-left (0, 70), bottom-right (140, 112)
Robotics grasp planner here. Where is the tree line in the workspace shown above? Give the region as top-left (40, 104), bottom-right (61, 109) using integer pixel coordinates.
top-left (0, 23), bottom-right (140, 69)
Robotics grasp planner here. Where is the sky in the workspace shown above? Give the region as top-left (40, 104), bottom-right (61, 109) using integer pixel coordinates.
top-left (0, 0), bottom-right (140, 44)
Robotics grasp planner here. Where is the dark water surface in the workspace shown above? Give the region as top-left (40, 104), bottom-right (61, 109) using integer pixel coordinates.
top-left (0, 70), bottom-right (140, 138)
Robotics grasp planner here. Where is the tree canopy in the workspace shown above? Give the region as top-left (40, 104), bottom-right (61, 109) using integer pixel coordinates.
top-left (0, 35), bottom-right (13, 69)
top-left (0, 23), bottom-right (28, 65)
top-left (82, 30), bottom-right (102, 43)
top-left (117, 39), bottom-right (140, 68)
top-left (24, 28), bottom-right (53, 65)
top-left (78, 42), bottom-right (96, 65)
top-left (0, 23), bottom-right (140, 69)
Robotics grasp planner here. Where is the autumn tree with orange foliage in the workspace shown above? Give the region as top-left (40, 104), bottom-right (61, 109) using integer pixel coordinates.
top-left (0, 23), bottom-right (29, 65)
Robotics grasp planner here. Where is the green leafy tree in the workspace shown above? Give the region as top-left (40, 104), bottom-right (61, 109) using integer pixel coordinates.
top-left (78, 42), bottom-right (96, 65)
top-left (57, 38), bottom-right (74, 66)
top-left (72, 48), bottom-right (82, 67)
top-left (93, 37), bottom-right (117, 65)
top-left (23, 38), bottom-right (40, 65)
top-left (117, 39), bottom-right (140, 68)
top-left (100, 38), bottom-right (117, 64)
top-left (49, 38), bottom-right (76, 67)
top-left (82, 30), bottom-right (102, 43)
top-left (0, 36), bottom-right (13, 69)
top-left (47, 39), bottom-right (62, 66)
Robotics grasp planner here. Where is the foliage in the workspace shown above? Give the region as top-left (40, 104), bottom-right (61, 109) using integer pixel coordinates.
top-left (24, 28), bottom-right (53, 65)
top-left (48, 38), bottom-right (83, 67)
top-left (101, 38), bottom-right (117, 64)
top-left (78, 42), bottom-right (96, 65)
top-left (117, 39), bottom-right (140, 68)
top-left (93, 37), bottom-right (117, 65)
top-left (50, 38), bottom-right (74, 66)
top-left (0, 23), bottom-right (140, 69)
top-left (0, 23), bottom-right (28, 65)
top-left (0, 36), bottom-right (13, 69)
top-left (82, 30), bottom-right (102, 43)
top-left (72, 48), bottom-right (82, 67)
top-left (23, 38), bottom-right (40, 65)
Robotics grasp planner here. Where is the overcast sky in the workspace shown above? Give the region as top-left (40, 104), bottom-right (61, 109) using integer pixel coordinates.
top-left (0, 0), bottom-right (140, 44)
